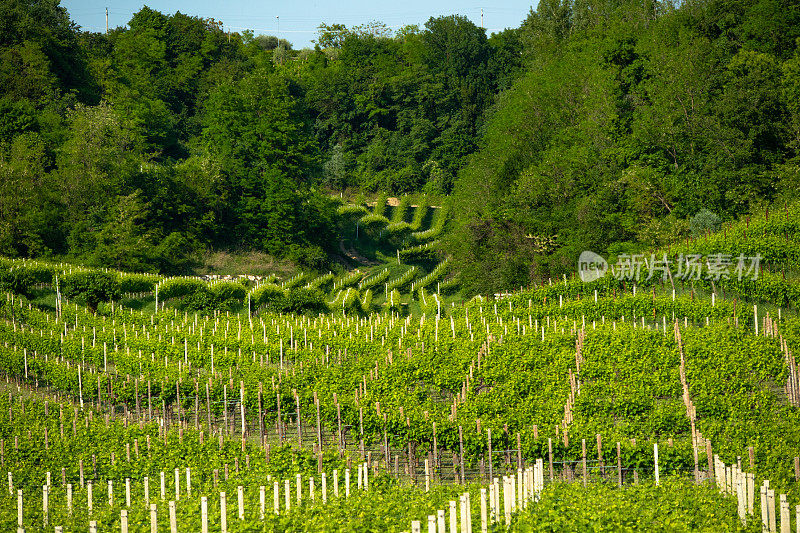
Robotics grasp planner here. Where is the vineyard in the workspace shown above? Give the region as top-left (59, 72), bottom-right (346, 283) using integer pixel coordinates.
top-left (1, 206), bottom-right (800, 531)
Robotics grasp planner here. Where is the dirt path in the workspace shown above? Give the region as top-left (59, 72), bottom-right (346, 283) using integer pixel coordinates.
top-left (339, 238), bottom-right (379, 266)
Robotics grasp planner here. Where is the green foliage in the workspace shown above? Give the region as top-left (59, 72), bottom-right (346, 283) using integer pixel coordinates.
top-left (360, 288), bottom-right (374, 313)
top-left (448, 0), bottom-right (800, 294)
top-left (2, 0), bottom-right (799, 292)
top-left (337, 204), bottom-right (369, 216)
top-left (157, 277), bottom-right (206, 300)
top-left (410, 258), bottom-right (451, 292)
top-left (208, 280), bottom-right (247, 302)
top-left (411, 205), bottom-right (449, 242)
top-left (385, 266), bottom-right (417, 292)
top-left (0, 265), bottom-right (37, 298)
top-left (285, 287), bottom-right (327, 314)
top-left (61, 270), bottom-right (121, 312)
top-left (305, 272), bottom-right (335, 291)
top-left (332, 270), bottom-right (365, 291)
top-left (358, 268), bottom-right (390, 290)
top-left (399, 241), bottom-right (440, 262)
top-left (515, 478), bottom-right (751, 531)
top-left (250, 282), bottom-right (286, 310)
top-left (387, 288), bottom-right (402, 310)
top-left (118, 273), bottom-right (160, 293)
top-left (690, 209), bottom-right (722, 236)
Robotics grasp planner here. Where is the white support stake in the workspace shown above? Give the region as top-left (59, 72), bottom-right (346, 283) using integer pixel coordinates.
top-left (654, 443), bottom-right (660, 486)
top-left (169, 501), bottom-right (177, 533)
top-left (201, 497), bottom-right (208, 533)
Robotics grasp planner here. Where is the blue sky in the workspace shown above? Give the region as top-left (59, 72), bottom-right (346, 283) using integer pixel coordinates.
top-left (60, 0), bottom-right (536, 48)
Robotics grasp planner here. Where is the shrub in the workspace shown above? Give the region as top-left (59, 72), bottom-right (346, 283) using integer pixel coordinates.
top-left (157, 278), bottom-right (205, 300)
top-left (119, 273), bottom-right (160, 293)
top-left (61, 271), bottom-right (121, 313)
top-left (690, 208), bottom-right (721, 236)
top-left (0, 266), bottom-right (37, 298)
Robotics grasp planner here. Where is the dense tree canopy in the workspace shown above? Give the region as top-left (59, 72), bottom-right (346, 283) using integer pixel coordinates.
top-left (0, 0), bottom-right (798, 290)
top-left (448, 0), bottom-right (800, 294)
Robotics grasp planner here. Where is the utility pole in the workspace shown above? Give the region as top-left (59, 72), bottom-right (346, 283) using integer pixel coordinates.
top-left (105, 7), bottom-right (109, 34)
top-left (481, 8), bottom-right (484, 29)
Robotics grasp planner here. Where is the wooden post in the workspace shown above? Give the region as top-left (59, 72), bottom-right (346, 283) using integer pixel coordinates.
top-left (296, 393), bottom-right (302, 448)
top-left (480, 488), bottom-right (488, 533)
top-left (597, 434), bottom-right (603, 475)
top-left (337, 401), bottom-right (343, 454)
top-left (359, 408), bottom-right (364, 460)
top-left (748, 447), bottom-right (755, 469)
top-left (258, 383), bottom-right (264, 443)
top-left (487, 428), bottom-right (492, 483)
top-left (42, 485), bottom-right (48, 526)
top-left (276, 392), bottom-right (283, 443)
top-left (224, 385), bottom-right (229, 435)
top-left (315, 394), bottom-right (322, 451)
top-left (616, 442), bottom-right (622, 486)
top-left (458, 426), bottom-right (465, 484)
top-left (706, 440), bottom-right (713, 478)
top-left (548, 438), bottom-right (554, 480)
top-left (121, 509), bottom-right (129, 533)
top-left (582, 439), bottom-right (587, 487)
top-left (206, 383), bottom-right (212, 432)
top-left (240, 381), bottom-right (246, 437)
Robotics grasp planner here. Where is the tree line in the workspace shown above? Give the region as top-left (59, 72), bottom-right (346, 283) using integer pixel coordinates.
top-left (448, 0), bottom-right (800, 293)
top-left (1, 0), bottom-right (799, 293)
top-left (0, 0), bottom-right (519, 274)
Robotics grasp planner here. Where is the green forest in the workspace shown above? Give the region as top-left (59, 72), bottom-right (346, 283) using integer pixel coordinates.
top-left (1, 0), bottom-right (799, 294)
